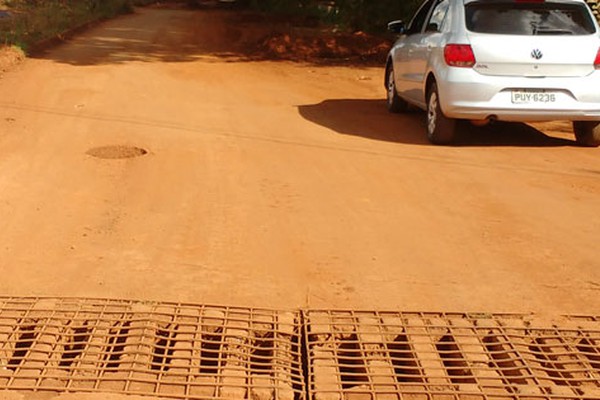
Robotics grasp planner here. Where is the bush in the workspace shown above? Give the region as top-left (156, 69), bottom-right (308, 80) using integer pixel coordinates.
top-left (333, 0), bottom-right (422, 32)
top-left (245, 0), bottom-right (422, 32)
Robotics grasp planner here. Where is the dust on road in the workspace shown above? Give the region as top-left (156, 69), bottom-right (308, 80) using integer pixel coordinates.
top-left (0, 6), bottom-right (599, 314)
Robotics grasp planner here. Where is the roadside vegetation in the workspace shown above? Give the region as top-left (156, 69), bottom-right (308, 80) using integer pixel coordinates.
top-left (243, 0), bottom-right (422, 33)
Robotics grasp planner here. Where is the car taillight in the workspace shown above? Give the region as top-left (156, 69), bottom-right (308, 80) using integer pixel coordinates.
top-left (444, 44), bottom-right (476, 68)
top-left (595, 49), bottom-right (600, 69)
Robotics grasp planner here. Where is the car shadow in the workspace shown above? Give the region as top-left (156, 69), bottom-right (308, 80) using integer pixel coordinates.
top-left (455, 120), bottom-right (575, 147)
top-left (298, 98), bottom-right (576, 147)
top-left (298, 98), bottom-right (428, 144)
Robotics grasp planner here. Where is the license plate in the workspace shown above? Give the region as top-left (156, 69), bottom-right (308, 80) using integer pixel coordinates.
top-left (511, 90), bottom-right (557, 104)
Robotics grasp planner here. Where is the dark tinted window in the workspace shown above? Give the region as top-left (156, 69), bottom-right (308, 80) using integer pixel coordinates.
top-left (465, 1), bottom-right (596, 35)
top-left (407, 0), bottom-right (436, 34)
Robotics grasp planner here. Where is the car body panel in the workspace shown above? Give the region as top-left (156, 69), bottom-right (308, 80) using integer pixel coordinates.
top-left (468, 34), bottom-right (598, 77)
top-left (439, 68), bottom-right (600, 120)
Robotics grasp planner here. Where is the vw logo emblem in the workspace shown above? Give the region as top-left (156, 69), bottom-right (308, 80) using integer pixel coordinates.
top-left (531, 49), bottom-right (543, 60)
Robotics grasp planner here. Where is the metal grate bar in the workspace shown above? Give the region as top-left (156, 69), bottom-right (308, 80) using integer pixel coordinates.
top-left (0, 297), bottom-right (305, 400)
top-left (305, 311), bottom-right (600, 400)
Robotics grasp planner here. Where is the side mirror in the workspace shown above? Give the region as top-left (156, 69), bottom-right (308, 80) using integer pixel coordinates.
top-left (387, 20), bottom-right (406, 34)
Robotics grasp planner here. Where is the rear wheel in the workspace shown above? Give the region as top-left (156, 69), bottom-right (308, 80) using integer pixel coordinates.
top-left (426, 82), bottom-right (456, 145)
top-left (573, 121), bottom-right (600, 147)
top-left (386, 65), bottom-right (409, 113)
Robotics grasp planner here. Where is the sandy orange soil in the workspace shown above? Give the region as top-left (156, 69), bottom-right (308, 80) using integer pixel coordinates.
top-left (0, 6), bottom-right (599, 316)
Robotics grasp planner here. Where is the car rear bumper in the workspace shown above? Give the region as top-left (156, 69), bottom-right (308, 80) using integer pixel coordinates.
top-left (438, 68), bottom-right (600, 122)
top-left (445, 106), bottom-right (600, 122)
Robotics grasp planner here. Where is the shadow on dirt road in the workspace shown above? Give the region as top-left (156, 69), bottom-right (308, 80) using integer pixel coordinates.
top-left (32, 8), bottom-right (273, 66)
top-left (298, 98), bottom-right (576, 147)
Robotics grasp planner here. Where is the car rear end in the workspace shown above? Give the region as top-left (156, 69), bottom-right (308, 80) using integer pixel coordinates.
top-left (439, 0), bottom-right (600, 124)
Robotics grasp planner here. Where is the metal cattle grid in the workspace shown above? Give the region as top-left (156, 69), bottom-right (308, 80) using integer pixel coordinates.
top-left (305, 310), bottom-right (600, 400)
top-left (3, 298), bottom-right (600, 400)
top-left (0, 297), bottom-right (304, 400)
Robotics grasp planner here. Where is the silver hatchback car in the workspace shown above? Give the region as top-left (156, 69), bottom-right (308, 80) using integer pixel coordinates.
top-left (385, 0), bottom-right (600, 146)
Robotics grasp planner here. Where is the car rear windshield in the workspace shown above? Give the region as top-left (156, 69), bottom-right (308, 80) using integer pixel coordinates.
top-left (465, 1), bottom-right (597, 35)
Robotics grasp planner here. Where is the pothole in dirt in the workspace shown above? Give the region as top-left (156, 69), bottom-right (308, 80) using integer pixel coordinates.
top-left (86, 145), bottom-right (148, 160)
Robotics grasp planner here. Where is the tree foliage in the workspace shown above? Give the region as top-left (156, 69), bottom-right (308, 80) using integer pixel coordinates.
top-left (244, 0), bottom-right (422, 32)
top-left (331, 0), bottom-right (421, 31)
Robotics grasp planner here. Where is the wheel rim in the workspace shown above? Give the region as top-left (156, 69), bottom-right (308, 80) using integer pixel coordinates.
top-left (387, 69), bottom-right (395, 105)
top-left (428, 91), bottom-right (438, 135)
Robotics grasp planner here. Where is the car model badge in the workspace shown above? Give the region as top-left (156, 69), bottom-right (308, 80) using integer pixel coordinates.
top-left (531, 49), bottom-right (543, 60)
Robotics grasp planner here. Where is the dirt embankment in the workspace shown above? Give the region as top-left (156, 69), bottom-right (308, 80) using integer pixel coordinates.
top-left (260, 29), bottom-right (391, 64)
top-left (149, 4), bottom-right (394, 64)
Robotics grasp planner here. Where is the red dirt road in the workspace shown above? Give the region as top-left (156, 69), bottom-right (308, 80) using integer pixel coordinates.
top-left (0, 7), bottom-right (599, 314)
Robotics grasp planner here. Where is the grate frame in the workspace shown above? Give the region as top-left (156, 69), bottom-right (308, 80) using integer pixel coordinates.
top-left (0, 297), bottom-right (305, 400)
top-left (4, 299), bottom-right (600, 400)
top-left (304, 310), bottom-right (600, 400)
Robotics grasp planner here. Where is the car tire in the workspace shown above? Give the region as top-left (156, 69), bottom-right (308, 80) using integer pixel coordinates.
top-left (426, 82), bottom-right (456, 145)
top-left (386, 66), bottom-right (409, 113)
top-left (573, 121), bottom-right (600, 147)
